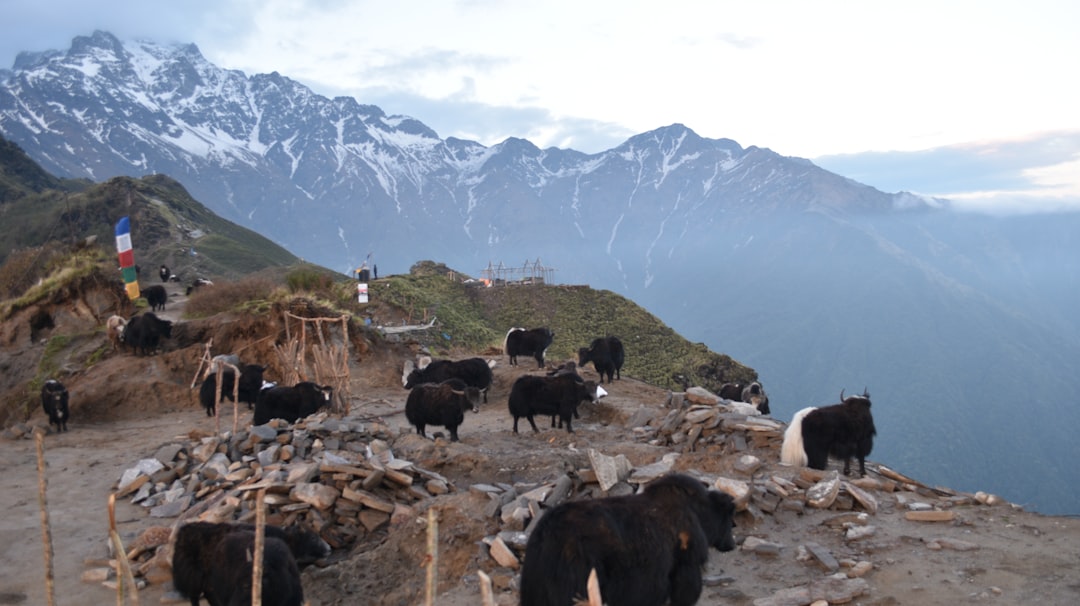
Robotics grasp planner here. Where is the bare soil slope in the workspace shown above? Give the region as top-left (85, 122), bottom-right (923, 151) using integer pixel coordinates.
top-left (2, 281), bottom-right (1080, 606)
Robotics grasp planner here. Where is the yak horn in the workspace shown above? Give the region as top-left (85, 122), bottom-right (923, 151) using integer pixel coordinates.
top-left (839, 388), bottom-right (846, 402)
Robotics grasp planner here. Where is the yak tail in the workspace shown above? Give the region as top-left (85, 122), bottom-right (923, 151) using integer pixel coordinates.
top-left (781, 407), bottom-right (817, 467)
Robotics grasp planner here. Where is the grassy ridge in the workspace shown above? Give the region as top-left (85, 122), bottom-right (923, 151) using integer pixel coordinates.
top-left (0, 173), bottom-right (298, 276)
top-left (372, 262), bottom-right (757, 391)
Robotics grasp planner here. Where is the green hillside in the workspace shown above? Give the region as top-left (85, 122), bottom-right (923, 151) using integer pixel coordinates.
top-left (365, 261), bottom-right (757, 391)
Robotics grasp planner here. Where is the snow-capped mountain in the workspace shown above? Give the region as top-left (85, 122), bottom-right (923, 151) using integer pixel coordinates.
top-left (3, 31), bottom-right (1080, 516)
top-left (0, 31), bottom-right (926, 282)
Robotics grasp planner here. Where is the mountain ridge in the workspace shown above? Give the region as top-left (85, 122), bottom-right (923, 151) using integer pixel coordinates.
top-left (3, 31), bottom-right (1079, 515)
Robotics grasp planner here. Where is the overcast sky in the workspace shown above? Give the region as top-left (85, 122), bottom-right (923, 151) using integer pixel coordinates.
top-left (3, 0), bottom-right (1078, 213)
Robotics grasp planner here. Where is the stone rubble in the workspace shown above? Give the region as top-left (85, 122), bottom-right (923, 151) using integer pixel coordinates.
top-left (463, 390), bottom-right (1020, 604)
top-left (91, 386), bottom-right (1019, 603)
top-left (99, 412), bottom-right (452, 589)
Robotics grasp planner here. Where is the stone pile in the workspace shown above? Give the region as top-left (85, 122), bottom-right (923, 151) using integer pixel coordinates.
top-left (626, 387), bottom-right (787, 455)
top-left (104, 412), bottom-right (456, 589)
top-left (465, 387), bottom-right (1012, 605)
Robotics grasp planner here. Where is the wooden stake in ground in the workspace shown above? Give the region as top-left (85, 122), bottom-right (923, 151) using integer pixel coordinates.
top-left (424, 508), bottom-right (439, 606)
top-left (252, 488), bottom-right (266, 606)
top-left (108, 493), bottom-right (140, 606)
top-left (212, 362), bottom-right (240, 436)
top-left (35, 430), bottom-right (56, 606)
top-left (189, 339), bottom-right (214, 389)
top-left (477, 570), bottom-right (495, 606)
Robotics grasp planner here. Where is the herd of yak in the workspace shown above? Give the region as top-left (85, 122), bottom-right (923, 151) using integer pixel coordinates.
top-left (33, 279), bottom-right (877, 605)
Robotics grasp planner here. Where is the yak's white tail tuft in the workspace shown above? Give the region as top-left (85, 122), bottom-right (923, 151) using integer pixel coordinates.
top-left (781, 407), bottom-right (816, 466)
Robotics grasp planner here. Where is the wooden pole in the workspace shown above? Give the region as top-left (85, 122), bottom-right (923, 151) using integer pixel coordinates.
top-left (586, 568), bottom-right (602, 606)
top-left (108, 493), bottom-right (140, 606)
top-left (35, 431), bottom-right (56, 606)
top-left (477, 570), bottom-right (495, 606)
top-left (189, 339), bottom-right (214, 389)
top-left (214, 365), bottom-right (223, 435)
top-left (253, 489), bottom-right (266, 606)
top-left (424, 508), bottom-right (438, 606)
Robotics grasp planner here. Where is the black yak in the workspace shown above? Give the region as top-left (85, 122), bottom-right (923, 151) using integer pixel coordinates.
top-left (405, 381), bottom-right (482, 442)
top-left (252, 382), bottom-right (333, 425)
top-left (122, 312), bottom-right (173, 356)
top-left (519, 473), bottom-right (737, 606)
top-left (172, 521), bottom-right (325, 606)
top-left (143, 284), bottom-right (167, 312)
top-left (508, 373), bottom-right (598, 434)
top-left (781, 389), bottom-right (876, 477)
top-left (40, 379), bottom-right (69, 432)
top-left (504, 327), bottom-right (555, 368)
top-left (209, 532), bottom-right (303, 606)
top-left (199, 364), bottom-right (267, 416)
top-left (577, 336), bottom-right (624, 384)
top-left (404, 357), bottom-right (494, 402)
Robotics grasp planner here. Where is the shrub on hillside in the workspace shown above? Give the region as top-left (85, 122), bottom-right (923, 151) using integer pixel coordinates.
top-left (285, 267), bottom-right (336, 295)
top-left (0, 244), bottom-right (63, 300)
top-left (184, 276), bottom-right (277, 317)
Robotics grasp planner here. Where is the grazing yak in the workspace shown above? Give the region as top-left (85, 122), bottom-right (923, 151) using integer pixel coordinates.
top-left (405, 381), bottom-right (482, 442)
top-left (122, 312), bottom-right (173, 356)
top-left (578, 336), bottom-right (625, 384)
top-left (199, 364), bottom-right (267, 416)
top-left (252, 382), bottom-right (333, 425)
top-left (143, 284), bottom-right (167, 312)
top-left (159, 264), bottom-right (170, 283)
top-left (173, 521), bottom-right (327, 606)
top-left (741, 381), bottom-right (770, 415)
top-left (504, 327), bottom-right (555, 368)
top-left (508, 373), bottom-right (598, 434)
top-left (41, 379), bottom-right (69, 432)
top-left (404, 357), bottom-right (494, 403)
top-left (519, 473), bottom-right (737, 606)
top-left (781, 389), bottom-right (877, 477)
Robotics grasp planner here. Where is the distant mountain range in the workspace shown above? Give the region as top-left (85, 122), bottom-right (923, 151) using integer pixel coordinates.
top-left (3, 31), bottom-right (1079, 514)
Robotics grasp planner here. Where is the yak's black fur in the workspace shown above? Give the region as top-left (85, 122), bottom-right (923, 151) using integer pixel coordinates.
top-left (519, 473), bottom-right (737, 606)
top-left (577, 336), bottom-right (625, 384)
top-left (508, 373), bottom-right (597, 434)
top-left (173, 521), bottom-right (327, 606)
top-left (199, 364), bottom-right (266, 416)
top-left (718, 382), bottom-right (743, 401)
top-left (504, 327), bottom-right (555, 368)
top-left (404, 357), bottom-right (493, 402)
top-left (252, 382), bottom-right (333, 425)
top-left (208, 532), bottom-right (303, 606)
top-left (142, 284), bottom-right (167, 312)
top-left (122, 312), bottom-right (173, 356)
top-left (405, 381), bottom-right (482, 441)
top-left (40, 379), bottom-right (69, 432)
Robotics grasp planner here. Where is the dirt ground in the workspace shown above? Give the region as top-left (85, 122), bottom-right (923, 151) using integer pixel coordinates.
top-left (3, 282), bottom-right (1080, 605)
